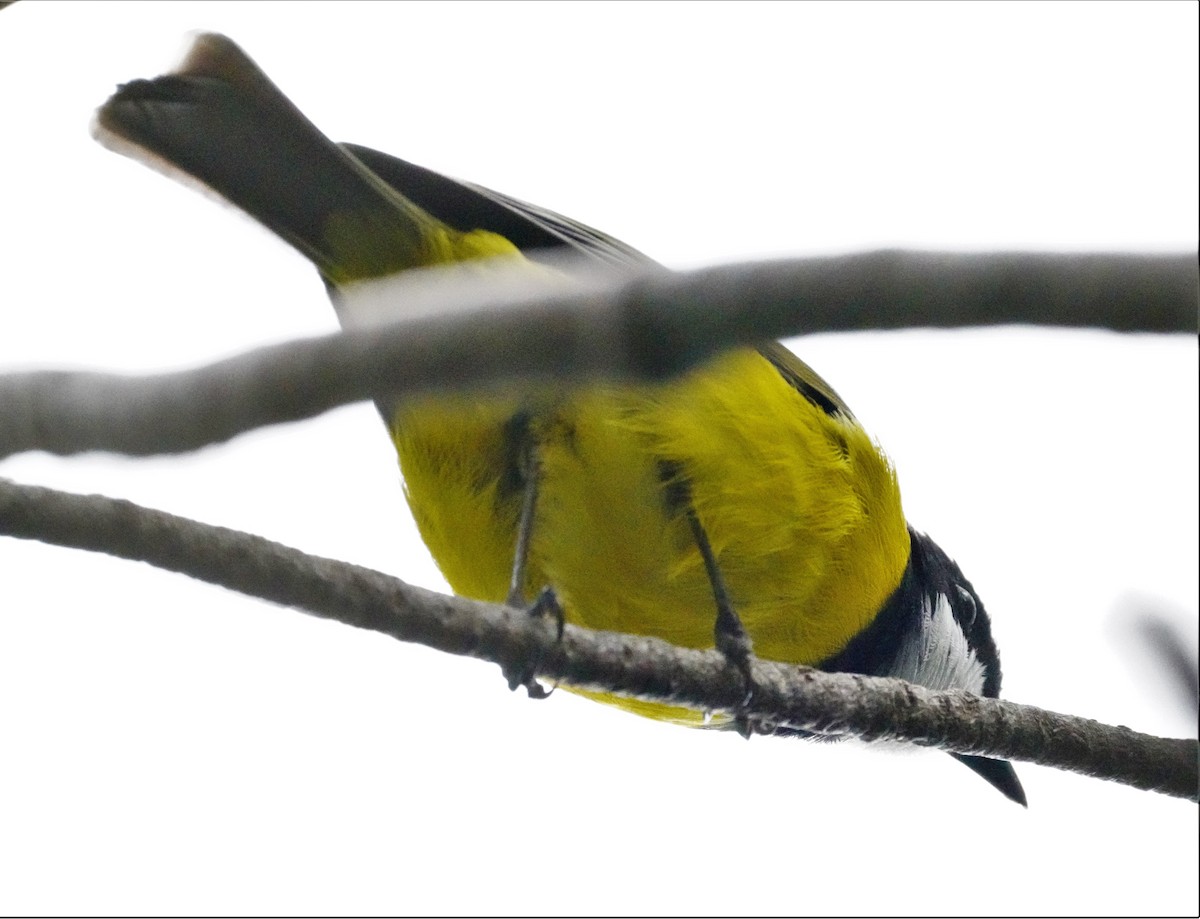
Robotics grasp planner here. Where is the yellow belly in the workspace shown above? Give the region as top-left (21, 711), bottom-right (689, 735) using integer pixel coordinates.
top-left (390, 347), bottom-right (910, 724)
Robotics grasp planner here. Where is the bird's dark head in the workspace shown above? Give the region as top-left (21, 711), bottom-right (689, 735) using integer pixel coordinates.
top-left (822, 527), bottom-right (1026, 805)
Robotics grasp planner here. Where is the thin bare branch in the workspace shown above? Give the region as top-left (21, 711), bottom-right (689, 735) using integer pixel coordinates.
top-left (2, 477), bottom-right (1195, 802)
top-left (1, 250), bottom-right (1194, 460)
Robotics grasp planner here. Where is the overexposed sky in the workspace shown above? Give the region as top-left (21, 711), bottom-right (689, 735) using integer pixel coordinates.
top-left (1, 2), bottom-right (1197, 914)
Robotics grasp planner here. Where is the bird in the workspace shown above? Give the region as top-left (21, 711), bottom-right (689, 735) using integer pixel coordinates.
top-left (93, 31), bottom-right (1026, 806)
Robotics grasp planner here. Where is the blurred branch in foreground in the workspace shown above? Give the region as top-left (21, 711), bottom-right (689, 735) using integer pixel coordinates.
top-left (1138, 618), bottom-right (1199, 718)
top-left (1118, 599), bottom-right (1200, 720)
top-left (0, 478), bottom-right (1196, 802)
top-left (1, 250), bottom-right (1195, 460)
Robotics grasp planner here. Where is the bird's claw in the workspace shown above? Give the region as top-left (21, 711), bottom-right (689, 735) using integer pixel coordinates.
top-left (501, 585), bottom-right (564, 699)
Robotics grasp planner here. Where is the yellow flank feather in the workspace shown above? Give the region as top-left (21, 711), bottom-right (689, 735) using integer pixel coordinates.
top-left (389, 391), bottom-right (530, 604)
top-left (393, 345), bottom-right (910, 724)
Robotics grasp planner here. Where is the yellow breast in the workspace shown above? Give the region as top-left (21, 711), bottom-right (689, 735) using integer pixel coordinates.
top-left (390, 346), bottom-right (911, 724)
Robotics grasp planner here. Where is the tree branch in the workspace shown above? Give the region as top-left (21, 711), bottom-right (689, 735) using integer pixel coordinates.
top-left (1, 251), bottom-right (1194, 460)
top-left (2, 478), bottom-right (1195, 802)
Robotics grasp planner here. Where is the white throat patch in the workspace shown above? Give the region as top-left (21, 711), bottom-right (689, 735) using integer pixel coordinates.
top-left (889, 591), bottom-right (987, 694)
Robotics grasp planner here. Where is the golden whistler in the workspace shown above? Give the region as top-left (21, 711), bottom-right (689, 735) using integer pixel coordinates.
top-left (95, 33), bottom-right (1024, 805)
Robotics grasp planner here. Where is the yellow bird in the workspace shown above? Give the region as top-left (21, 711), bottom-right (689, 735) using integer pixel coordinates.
top-left (94, 33), bottom-right (1025, 805)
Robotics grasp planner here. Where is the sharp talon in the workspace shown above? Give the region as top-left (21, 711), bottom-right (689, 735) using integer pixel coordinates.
top-left (523, 678), bottom-right (553, 700)
top-left (502, 659), bottom-right (554, 699)
top-left (728, 709), bottom-right (749, 739)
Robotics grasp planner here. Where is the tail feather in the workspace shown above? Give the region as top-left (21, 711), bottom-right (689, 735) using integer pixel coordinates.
top-left (93, 32), bottom-right (435, 283)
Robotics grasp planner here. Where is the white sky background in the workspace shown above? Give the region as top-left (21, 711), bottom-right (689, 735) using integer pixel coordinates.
top-left (1, 1), bottom-right (1197, 914)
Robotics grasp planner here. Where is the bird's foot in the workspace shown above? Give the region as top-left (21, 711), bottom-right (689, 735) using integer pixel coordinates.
top-left (502, 585), bottom-right (564, 700)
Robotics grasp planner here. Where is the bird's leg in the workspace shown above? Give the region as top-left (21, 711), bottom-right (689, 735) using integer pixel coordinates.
top-left (684, 503), bottom-right (757, 737)
top-left (660, 462), bottom-right (757, 736)
top-left (502, 422), bottom-right (563, 699)
top-left (505, 440), bottom-right (542, 609)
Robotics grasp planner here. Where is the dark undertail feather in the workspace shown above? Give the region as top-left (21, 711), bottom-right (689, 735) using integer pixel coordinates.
top-left (99, 78), bottom-right (423, 279)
